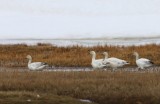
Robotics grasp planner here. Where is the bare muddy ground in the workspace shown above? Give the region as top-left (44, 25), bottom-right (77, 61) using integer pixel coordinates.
top-left (0, 66), bottom-right (160, 72)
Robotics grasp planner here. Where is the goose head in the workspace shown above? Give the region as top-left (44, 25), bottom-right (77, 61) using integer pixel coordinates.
top-left (90, 51), bottom-right (96, 55)
top-left (133, 52), bottom-right (139, 60)
top-left (133, 52), bottom-right (138, 56)
top-left (102, 52), bottom-right (108, 58)
top-left (26, 55), bottom-right (32, 60)
top-left (102, 52), bottom-right (108, 55)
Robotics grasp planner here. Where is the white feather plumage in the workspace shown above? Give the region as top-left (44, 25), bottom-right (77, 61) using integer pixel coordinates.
top-left (102, 52), bottom-right (129, 71)
top-left (26, 55), bottom-right (48, 71)
top-left (133, 52), bottom-right (153, 69)
top-left (90, 51), bottom-right (106, 69)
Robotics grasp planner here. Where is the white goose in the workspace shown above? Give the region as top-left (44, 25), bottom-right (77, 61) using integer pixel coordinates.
top-left (90, 51), bottom-right (106, 69)
top-left (26, 55), bottom-right (48, 71)
top-left (133, 52), bottom-right (153, 69)
top-left (102, 52), bottom-right (129, 71)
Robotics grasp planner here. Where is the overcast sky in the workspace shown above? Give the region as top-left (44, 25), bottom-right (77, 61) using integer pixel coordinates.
top-left (0, 0), bottom-right (160, 39)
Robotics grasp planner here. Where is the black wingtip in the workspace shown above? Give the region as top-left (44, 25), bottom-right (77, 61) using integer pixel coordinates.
top-left (126, 62), bottom-right (130, 64)
top-left (150, 61), bottom-right (154, 64)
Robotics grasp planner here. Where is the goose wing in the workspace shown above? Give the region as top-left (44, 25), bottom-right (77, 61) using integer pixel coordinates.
top-left (138, 58), bottom-right (153, 65)
top-left (30, 62), bottom-right (48, 69)
top-left (108, 57), bottom-right (122, 62)
top-left (107, 57), bottom-right (129, 64)
top-left (92, 59), bottom-right (106, 68)
top-left (96, 59), bottom-right (106, 66)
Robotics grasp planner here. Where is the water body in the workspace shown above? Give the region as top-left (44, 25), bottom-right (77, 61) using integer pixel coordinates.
top-left (0, 37), bottom-right (160, 47)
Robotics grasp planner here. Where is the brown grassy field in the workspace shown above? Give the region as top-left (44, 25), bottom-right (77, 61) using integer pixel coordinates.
top-left (0, 44), bottom-right (159, 103)
top-left (0, 91), bottom-right (93, 104)
top-left (0, 71), bottom-right (160, 104)
top-left (0, 43), bottom-right (159, 67)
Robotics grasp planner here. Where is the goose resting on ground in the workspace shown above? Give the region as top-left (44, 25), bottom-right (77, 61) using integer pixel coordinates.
top-left (102, 52), bottom-right (129, 71)
top-left (90, 51), bottom-right (106, 69)
top-left (133, 52), bottom-right (153, 70)
top-left (26, 55), bottom-right (48, 71)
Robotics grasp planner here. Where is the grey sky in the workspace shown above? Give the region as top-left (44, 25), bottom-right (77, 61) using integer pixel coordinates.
top-left (0, 0), bottom-right (160, 39)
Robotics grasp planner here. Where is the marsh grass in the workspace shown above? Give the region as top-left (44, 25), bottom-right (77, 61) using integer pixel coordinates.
top-left (0, 91), bottom-right (93, 104)
top-left (0, 44), bottom-right (159, 67)
top-left (0, 44), bottom-right (159, 103)
top-left (0, 71), bottom-right (160, 104)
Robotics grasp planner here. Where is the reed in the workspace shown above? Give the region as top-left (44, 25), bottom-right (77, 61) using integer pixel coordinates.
top-left (0, 43), bottom-right (159, 104)
top-left (0, 71), bottom-right (160, 104)
top-left (0, 44), bottom-right (159, 67)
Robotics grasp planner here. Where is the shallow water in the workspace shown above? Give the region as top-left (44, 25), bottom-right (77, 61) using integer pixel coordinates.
top-left (79, 99), bottom-right (93, 103)
top-left (1, 66), bottom-right (160, 73)
top-left (0, 38), bottom-right (160, 47)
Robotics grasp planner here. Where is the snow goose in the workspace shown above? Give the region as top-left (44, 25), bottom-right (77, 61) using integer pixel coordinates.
top-left (133, 52), bottom-right (153, 69)
top-left (102, 52), bottom-right (129, 71)
top-left (90, 51), bottom-right (106, 69)
top-left (26, 55), bottom-right (48, 71)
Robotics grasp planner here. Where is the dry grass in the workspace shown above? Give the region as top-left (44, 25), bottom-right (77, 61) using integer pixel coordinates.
top-left (0, 91), bottom-right (93, 104)
top-left (0, 71), bottom-right (160, 104)
top-left (0, 44), bottom-right (159, 67)
top-left (0, 44), bottom-right (159, 104)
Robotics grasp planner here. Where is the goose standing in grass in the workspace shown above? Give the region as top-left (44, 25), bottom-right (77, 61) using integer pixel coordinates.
top-left (102, 52), bottom-right (129, 71)
top-left (133, 52), bottom-right (153, 70)
top-left (26, 55), bottom-right (48, 71)
top-left (90, 51), bottom-right (106, 69)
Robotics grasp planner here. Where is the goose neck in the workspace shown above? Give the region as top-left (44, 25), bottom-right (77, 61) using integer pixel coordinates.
top-left (92, 54), bottom-right (96, 61)
top-left (28, 58), bottom-right (32, 64)
top-left (135, 54), bottom-right (139, 60)
top-left (104, 53), bottom-right (108, 59)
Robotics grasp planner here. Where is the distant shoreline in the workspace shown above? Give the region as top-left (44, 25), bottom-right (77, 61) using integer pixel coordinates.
top-left (0, 37), bottom-right (159, 47)
top-left (1, 36), bottom-right (160, 40)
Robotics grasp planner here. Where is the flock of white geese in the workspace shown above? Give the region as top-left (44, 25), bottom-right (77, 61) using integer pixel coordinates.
top-left (90, 51), bottom-right (154, 71)
top-left (26, 51), bottom-right (154, 71)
